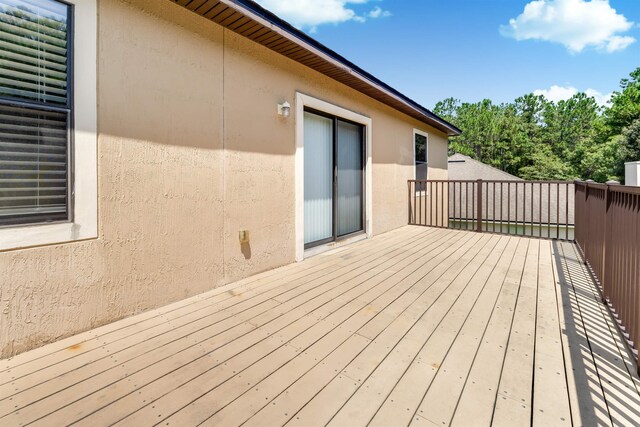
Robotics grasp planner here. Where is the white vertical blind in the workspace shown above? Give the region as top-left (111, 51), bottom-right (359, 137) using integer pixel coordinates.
top-left (0, 0), bottom-right (70, 226)
top-left (337, 120), bottom-right (363, 236)
top-left (304, 111), bottom-right (333, 245)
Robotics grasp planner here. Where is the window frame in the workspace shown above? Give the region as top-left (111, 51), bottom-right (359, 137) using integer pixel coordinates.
top-left (0, 0), bottom-right (97, 251)
top-left (302, 106), bottom-right (366, 250)
top-left (0, 0), bottom-right (74, 228)
top-left (413, 129), bottom-right (429, 195)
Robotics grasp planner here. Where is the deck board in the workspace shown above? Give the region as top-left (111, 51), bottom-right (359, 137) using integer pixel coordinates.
top-left (448, 238), bottom-right (530, 427)
top-left (319, 235), bottom-right (505, 426)
top-left (407, 236), bottom-right (518, 426)
top-left (531, 240), bottom-right (571, 426)
top-left (1, 226), bottom-right (639, 427)
top-left (491, 240), bottom-right (540, 427)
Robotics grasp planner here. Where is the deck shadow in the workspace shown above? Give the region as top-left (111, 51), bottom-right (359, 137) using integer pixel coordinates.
top-left (552, 240), bottom-right (640, 426)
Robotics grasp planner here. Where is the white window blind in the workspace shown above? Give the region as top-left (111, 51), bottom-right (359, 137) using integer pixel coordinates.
top-left (0, 0), bottom-right (71, 226)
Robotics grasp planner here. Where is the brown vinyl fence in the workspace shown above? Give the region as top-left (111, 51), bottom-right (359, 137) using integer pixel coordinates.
top-left (575, 181), bottom-right (640, 353)
top-left (408, 180), bottom-right (574, 240)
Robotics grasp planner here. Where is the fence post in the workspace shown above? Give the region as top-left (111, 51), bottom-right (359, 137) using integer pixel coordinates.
top-left (601, 184), bottom-right (611, 305)
top-left (601, 183), bottom-right (609, 304)
top-left (476, 179), bottom-right (483, 233)
top-left (602, 181), bottom-right (618, 304)
top-left (408, 181), bottom-right (411, 225)
top-left (574, 181), bottom-right (579, 243)
top-left (584, 182), bottom-right (590, 263)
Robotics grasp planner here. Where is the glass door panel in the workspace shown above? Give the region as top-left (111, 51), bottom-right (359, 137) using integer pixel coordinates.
top-left (337, 120), bottom-right (363, 236)
top-left (304, 111), bottom-right (334, 245)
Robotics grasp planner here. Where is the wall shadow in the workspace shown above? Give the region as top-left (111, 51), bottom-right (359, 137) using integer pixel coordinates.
top-left (241, 242), bottom-right (252, 260)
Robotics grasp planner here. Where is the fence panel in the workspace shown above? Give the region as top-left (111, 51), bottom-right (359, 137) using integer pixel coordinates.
top-left (408, 179), bottom-right (574, 240)
top-left (576, 182), bottom-right (640, 353)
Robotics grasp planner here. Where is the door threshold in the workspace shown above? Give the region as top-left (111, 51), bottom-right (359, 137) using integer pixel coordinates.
top-left (303, 233), bottom-right (368, 259)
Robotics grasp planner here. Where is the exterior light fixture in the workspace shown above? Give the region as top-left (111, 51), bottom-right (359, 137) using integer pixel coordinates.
top-left (278, 101), bottom-right (291, 117)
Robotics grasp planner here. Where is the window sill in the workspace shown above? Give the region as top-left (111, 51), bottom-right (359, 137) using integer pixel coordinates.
top-left (0, 220), bottom-right (97, 252)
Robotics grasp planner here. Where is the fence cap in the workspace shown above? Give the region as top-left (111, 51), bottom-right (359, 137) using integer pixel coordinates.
top-left (606, 180), bottom-right (621, 185)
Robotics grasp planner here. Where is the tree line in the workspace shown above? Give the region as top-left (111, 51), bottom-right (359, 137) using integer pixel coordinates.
top-left (433, 68), bottom-right (640, 183)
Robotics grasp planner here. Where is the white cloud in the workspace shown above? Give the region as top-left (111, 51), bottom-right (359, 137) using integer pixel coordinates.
top-left (368, 6), bottom-right (391, 19)
top-left (533, 85), bottom-right (613, 105)
top-left (585, 88), bottom-right (613, 106)
top-left (604, 35), bottom-right (636, 52)
top-left (534, 85), bottom-right (578, 102)
top-left (254, 0), bottom-right (390, 31)
top-left (500, 0), bottom-right (636, 53)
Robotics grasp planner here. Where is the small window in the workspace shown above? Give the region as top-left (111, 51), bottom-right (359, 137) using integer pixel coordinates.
top-left (0, 0), bottom-right (72, 227)
top-left (414, 131), bottom-right (428, 180)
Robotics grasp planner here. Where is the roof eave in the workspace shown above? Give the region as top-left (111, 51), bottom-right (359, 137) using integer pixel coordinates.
top-left (173, 0), bottom-right (462, 136)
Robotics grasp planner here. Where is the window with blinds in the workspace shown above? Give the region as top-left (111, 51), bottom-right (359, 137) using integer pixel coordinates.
top-left (415, 132), bottom-right (428, 180)
top-left (0, 0), bottom-right (71, 226)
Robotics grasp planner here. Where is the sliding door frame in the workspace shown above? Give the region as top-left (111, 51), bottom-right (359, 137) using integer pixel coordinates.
top-left (295, 92), bottom-right (373, 261)
top-left (303, 107), bottom-right (366, 250)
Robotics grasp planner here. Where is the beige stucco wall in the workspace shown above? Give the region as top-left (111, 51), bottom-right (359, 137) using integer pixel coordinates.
top-left (0, 0), bottom-right (449, 357)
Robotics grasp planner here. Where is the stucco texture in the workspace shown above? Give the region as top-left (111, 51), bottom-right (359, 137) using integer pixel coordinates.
top-left (0, 0), bottom-right (449, 357)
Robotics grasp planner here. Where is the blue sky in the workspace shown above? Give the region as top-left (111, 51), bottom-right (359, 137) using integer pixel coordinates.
top-left (255, 0), bottom-right (640, 109)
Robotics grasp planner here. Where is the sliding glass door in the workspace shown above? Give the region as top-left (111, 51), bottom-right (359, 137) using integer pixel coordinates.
top-left (304, 109), bottom-right (365, 248)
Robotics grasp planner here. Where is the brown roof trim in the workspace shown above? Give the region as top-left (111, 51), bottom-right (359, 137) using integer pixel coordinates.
top-left (172, 0), bottom-right (462, 136)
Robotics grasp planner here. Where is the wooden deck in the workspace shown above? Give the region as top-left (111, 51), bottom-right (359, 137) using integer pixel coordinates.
top-left (1, 226), bottom-right (639, 426)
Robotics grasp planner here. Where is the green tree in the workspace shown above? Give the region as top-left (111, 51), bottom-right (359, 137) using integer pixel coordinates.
top-left (434, 67), bottom-right (640, 182)
top-left (605, 68), bottom-right (640, 136)
top-left (541, 93), bottom-right (599, 173)
top-left (601, 68), bottom-right (640, 181)
top-left (621, 118), bottom-right (640, 161)
top-left (518, 146), bottom-right (574, 180)
top-left (580, 137), bottom-right (624, 183)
